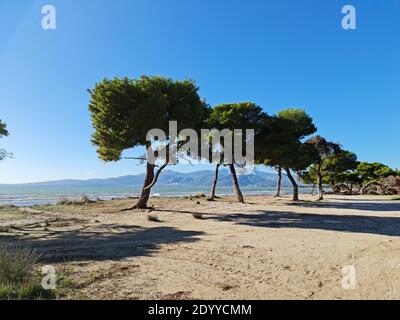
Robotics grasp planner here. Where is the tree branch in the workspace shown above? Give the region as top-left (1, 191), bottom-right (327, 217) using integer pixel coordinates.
top-left (143, 143), bottom-right (170, 190)
top-left (144, 162), bottom-right (168, 190)
top-left (123, 156), bottom-right (146, 161)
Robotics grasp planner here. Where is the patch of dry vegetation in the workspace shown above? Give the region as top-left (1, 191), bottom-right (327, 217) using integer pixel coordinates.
top-left (147, 214), bottom-right (161, 222)
top-left (192, 212), bottom-right (204, 219)
top-left (0, 244), bottom-right (53, 300)
top-left (57, 195), bottom-right (96, 206)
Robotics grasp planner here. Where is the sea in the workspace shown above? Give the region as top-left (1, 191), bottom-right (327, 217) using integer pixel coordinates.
top-left (0, 184), bottom-right (312, 207)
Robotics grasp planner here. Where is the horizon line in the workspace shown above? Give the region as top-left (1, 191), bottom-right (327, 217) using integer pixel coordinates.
top-left (0, 167), bottom-right (274, 186)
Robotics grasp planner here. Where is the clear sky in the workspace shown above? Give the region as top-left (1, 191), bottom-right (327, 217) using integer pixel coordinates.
top-left (0, 0), bottom-right (399, 183)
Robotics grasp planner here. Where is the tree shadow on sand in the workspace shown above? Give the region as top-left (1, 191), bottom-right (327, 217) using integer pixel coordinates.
top-left (208, 210), bottom-right (400, 237)
top-left (0, 224), bottom-right (204, 263)
top-left (288, 200), bottom-right (400, 212)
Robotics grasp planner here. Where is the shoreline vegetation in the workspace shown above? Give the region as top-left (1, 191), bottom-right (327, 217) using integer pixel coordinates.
top-left (87, 76), bottom-right (400, 208)
top-left (0, 185), bottom-right (316, 208)
top-left (1, 75), bottom-right (399, 208)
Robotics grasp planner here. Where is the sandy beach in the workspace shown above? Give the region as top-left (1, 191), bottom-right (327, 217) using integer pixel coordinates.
top-left (1, 194), bottom-right (400, 299)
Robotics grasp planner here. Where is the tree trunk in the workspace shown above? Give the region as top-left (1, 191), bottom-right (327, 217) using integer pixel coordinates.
top-left (285, 167), bottom-right (299, 201)
top-left (209, 163), bottom-right (220, 201)
top-left (275, 166), bottom-right (282, 197)
top-left (317, 164), bottom-right (324, 201)
top-left (331, 181), bottom-right (337, 194)
top-left (229, 164), bottom-right (244, 203)
top-left (133, 161), bottom-right (155, 209)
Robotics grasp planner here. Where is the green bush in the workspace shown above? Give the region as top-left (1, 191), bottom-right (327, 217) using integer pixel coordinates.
top-left (0, 244), bottom-right (55, 300)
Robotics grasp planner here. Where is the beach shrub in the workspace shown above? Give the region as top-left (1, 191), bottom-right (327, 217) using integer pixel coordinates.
top-left (57, 198), bottom-right (73, 206)
top-left (0, 244), bottom-right (54, 300)
top-left (79, 195), bottom-right (94, 205)
top-left (95, 197), bottom-right (104, 203)
top-left (357, 162), bottom-right (396, 185)
top-left (192, 212), bottom-right (203, 219)
top-left (186, 193), bottom-right (206, 200)
top-left (57, 195), bottom-right (94, 206)
top-left (359, 175), bottom-right (400, 196)
top-left (147, 214), bottom-right (161, 222)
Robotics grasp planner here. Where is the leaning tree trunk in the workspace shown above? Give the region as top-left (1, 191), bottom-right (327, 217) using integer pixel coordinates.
top-left (229, 164), bottom-right (244, 203)
top-left (275, 166), bottom-right (282, 197)
top-left (285, 167), bottom-right (299, 201)
top-left (316, 164), bottom-right (324, 201)
top-left (209, 163), bottom-right (221, 201)
top-left (133, 161), bottom-right (155, 209)
top-left (310, 184), bottom-right (316, 195)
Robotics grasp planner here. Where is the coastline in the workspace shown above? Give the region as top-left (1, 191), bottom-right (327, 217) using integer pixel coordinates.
top-left (0, 185), bottom-right (315, 207)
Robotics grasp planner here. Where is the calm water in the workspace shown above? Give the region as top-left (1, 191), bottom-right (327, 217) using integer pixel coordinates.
top-left (0, 184), bottom-right (312, 207)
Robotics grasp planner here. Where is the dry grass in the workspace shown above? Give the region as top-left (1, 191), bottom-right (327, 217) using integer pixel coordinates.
top-left (186, 193), bottom-right (207, 200)
top-left (0, 244), bottom-right (55, 300)
top-left (192, 212), bottom-right (204, 220)
top-left (147, 214), bottom-right (161, 222)
top-left (57, 195), bottom-right (95, 206)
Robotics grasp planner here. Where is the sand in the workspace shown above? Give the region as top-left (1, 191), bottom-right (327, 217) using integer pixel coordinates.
top-left (1, 194), bottom-right (400, 300)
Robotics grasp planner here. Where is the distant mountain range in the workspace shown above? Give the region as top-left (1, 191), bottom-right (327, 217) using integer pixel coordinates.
top-left (1, 170), bottom-right (296, 188)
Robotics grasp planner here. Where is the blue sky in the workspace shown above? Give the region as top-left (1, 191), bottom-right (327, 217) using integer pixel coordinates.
top-left (0, 0), bottom-right (399, 183)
